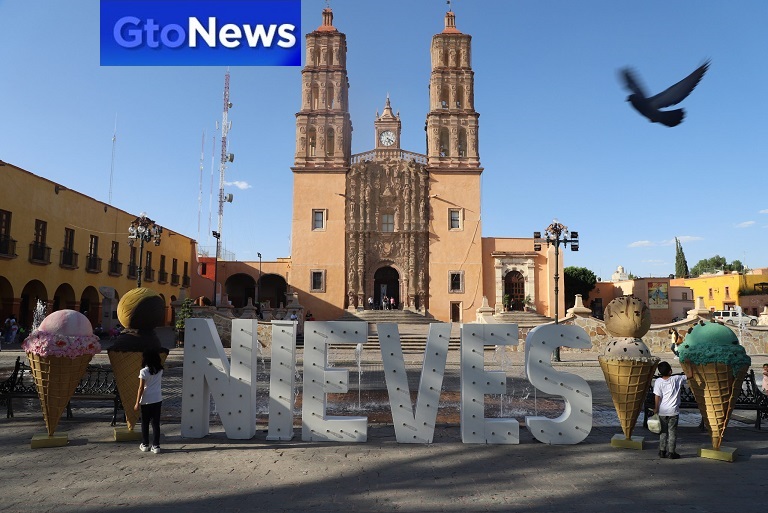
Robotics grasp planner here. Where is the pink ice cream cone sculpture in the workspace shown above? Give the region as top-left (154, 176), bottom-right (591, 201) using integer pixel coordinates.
top-left (22, 310), bottom-right (101, 438)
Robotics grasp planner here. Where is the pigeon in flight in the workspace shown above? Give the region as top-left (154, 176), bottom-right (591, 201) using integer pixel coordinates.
top-left (620, 60), bottom-right (710, 127)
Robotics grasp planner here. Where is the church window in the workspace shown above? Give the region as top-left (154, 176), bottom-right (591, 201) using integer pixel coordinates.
top-left (310, 269), bottom-right (326, 292)
top-left (440, 87), bottom-right (450, 109)
top-left (456, 85), bottom-right (464, 108)
top-left (312, 209), bottom-right (326, 231)
top-left (439, 128), bottom-right (450, 156)
top-left (458, 128), bottom-right (467, 157)
top-left (311, 84), bottom-right (320, 110)
top-left (449, 208), bottom-right (462, 230)
top-left (326, 129), bottom-right (335, 156)
top-left (327, 84), bottom-right (335, 109)
top-left (308, 127), bottom-right (316, 157)
top-left (381, 213), bottom-right (394, 233)
top-left (449, 271), bottom-right (464, 293)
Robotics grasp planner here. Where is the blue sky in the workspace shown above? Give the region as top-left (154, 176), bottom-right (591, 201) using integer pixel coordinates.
top-left (1, 1), bottom-right (766, 280)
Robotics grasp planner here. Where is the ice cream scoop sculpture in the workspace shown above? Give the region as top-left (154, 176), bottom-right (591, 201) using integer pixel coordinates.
top-left (108, 287), bottom-right (169, 434)
top-left (22, 310), bottom-right (101, 444)
top-left (598, 296), bottom-right (660, 443)
top-left (676, 321), bottom-right (751, 451)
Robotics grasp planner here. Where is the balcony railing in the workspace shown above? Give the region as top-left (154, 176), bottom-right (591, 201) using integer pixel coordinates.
top-left (59, 249), bottom-right (79, 269)
top-left (182, 275), bottom-right (191, 288)
top-left (127, 264), bottom-right (138, 279)
top-left (0, 235), bottom-right (17, 258)
top-left (108, 259), bottom-right (122, 276)
top-left (29, 242), bottom-right (51, 265)
top-left (158, 270), bottom-right (168, 284)
top-left (171, 273), bottom-right (180, 286)
top-left (144, 267), bottom-right (155, 282)
top-left (85, 254), bottom-right (102, 273)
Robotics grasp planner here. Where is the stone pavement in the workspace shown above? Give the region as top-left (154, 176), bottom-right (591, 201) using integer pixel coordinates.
top-left (1, 331), bottom-right (767, 513)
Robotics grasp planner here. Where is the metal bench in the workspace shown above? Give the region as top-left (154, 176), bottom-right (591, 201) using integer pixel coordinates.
top-left (643, 369), bottom-right (768, 429)
top-left (0, 356), bottom-right (123, 425)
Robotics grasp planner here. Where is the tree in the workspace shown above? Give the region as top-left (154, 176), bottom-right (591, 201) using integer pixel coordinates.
top-left (674, 237), bottom-right (690, 278)
top-left (564, 266), bottom-right (598, 309)
top-left (689, 255), bottom-right (741, 277)
top-left (174, 298), bottom-right (194, 346)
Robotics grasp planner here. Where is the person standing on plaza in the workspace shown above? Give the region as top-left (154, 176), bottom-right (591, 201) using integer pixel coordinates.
top-left (368, 296), bottom-right (373, 310)
top-left (652, 361), bottom-right (687, 459)
top-left (762, 363), bottom-right (768, 395)
top-left (383, 295), bottom-right (388, 310)
top-left (390, 296), bottom-right (396, 310)
top-left (4, 314), bottom-right (18, 345)
top-left (135, 348), bottom-right (164, 454)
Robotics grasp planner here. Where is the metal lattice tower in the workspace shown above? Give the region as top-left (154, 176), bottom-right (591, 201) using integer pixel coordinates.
top-left (217, 70), bottom-right (232, 259)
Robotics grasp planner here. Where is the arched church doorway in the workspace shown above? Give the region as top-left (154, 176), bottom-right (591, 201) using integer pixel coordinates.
top-left (225, 273), bottom-right (256, 308)
top-left (20, 280), bottom-right (48, 329)
top-left (374, 266), bottom-right (399, 309)
top-left (259, 274), bottom-right (287, 308)
top-left (504, 270), bottom-right (525, 311)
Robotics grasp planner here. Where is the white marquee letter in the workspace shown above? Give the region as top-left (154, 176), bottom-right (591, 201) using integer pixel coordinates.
top-left (302, 321), bottom-right (368, 442)
top-left (460, 324), bottom-right (520, 444)
top-left (378, 323), bottom-right (451, 444)
top-left (181, 318), bottom-right (258, 439)
top-left (267, 320), bottom-right (297, 441)
top-left (525, 324), bottom-right (593, 444)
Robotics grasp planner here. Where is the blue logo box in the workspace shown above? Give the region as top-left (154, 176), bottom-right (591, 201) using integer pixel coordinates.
top-left (100, 0), bottom-right (301, 66)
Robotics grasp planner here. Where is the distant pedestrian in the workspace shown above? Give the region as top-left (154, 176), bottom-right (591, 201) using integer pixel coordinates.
top-left (367, 296), bottom-right (373, 310)
top-left (652, 361), bottom-right (687, 459)
top-left (390, 297), bottom-right (396, 310)
top-left (4, 315), bottom-right (18, 344)
top-left (762, 363), bottom-right (768, 395)
top-left (135, 348), bottom-right (164, 454)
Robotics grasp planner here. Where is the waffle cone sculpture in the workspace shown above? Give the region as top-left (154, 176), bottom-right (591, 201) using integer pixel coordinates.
top-left (680, 361), bottom-right (748, 450)
top-left (599, 357), bottom-right (659, 439)
top-left (109, 350), bottom-right (168, 430)
top-left (600, 296), bottom-right (659, 439)
top-left (676, 321), bottom-right (751, 451)
top-left (22, 310), bottom-right (101, 437)
top-left (108, 287), bottom-right (169, 431)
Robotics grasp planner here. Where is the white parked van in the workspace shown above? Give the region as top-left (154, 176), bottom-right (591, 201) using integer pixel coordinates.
top-left (711, 310), bottom-right (758, 326)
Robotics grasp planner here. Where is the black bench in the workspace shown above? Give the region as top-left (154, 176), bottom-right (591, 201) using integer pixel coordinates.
top-left (643, 369), bottom-right (768, 429)
top-left (0, 356), bottom-right (123, 426)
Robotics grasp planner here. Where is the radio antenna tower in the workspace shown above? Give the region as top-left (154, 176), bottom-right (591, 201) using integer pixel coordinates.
top-left (197, 130), bottom-right (205, 242)
top-left (109, 114), bottom-right (117, 205)
top-left (216, 70), bottom-right (233, 259)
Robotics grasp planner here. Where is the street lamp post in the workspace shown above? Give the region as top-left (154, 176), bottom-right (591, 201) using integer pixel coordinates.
top-left (534, 219), bottom-right (579, 362)
top-left (257, 252), bottom-right (262, 304)
top-left (128, 213), bottom-right (162, 288)
top-left (212, 231), bottom-right (221, 307)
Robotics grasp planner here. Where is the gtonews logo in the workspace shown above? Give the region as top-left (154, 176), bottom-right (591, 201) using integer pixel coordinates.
top-left (100, 0), bottom-right (301, 66)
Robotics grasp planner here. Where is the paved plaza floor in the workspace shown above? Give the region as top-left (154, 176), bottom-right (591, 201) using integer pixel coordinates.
top-left (1, 331), bottom-right (766, 513)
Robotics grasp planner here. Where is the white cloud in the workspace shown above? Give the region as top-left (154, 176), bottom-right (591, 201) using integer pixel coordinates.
top-left (629, 240), bottom-right (654, 248)
top-left (735, 220), bottom-right (755, 228)
top-left (759, 209), bottom-right (768, 214)
top-left (225, 181), bottom-right (252, 190)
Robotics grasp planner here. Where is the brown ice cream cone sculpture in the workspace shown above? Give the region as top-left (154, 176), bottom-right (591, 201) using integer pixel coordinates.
top-left (680, 361), bottom-right (749, 450)
top-left (109, 350), bottom-right (168, 430)
top-left (599, 357), bottom-right (658, 439)
top-left (21, 309), bottom-right (101, 446)
top-left (27, 353), bottom-right (93, 436)
top-left (600, 296), bottom-right (658, 445)
top-left (108, 287), bottom-right (170, 434)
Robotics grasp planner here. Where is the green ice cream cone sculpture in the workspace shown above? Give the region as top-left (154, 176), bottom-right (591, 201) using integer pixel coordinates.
top-left (677, 321), bottom-right (751, 459)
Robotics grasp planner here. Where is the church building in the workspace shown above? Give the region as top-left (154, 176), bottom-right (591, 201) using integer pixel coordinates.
top-left (283, 7), bottom-right (561, 323)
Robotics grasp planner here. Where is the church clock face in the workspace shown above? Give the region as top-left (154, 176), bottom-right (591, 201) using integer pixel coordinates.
top-left (379, 130), bottom-right (395, 147)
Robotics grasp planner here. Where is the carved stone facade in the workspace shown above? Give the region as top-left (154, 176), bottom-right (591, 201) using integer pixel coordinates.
top-left (493, 254), bottom-right (537, 314)
top-left (345, 156), bottom-right (429, 311)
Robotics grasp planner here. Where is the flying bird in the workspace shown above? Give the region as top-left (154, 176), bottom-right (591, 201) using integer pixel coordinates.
top-left (620, 60), bottom-right (710, 127)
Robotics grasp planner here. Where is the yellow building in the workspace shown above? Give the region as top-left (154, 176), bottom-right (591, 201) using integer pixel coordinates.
top-left (0, 161), bottom-right (197, 331)
top-left (672, 272), bottom-right (768, 316)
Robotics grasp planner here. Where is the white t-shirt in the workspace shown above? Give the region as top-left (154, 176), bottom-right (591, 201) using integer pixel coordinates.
top-left (653, 374), bottom-right (687, 416)
top-left (138, 367), bottom-right (163, 405)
